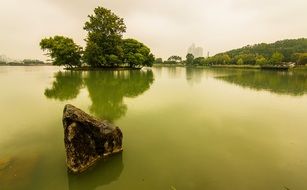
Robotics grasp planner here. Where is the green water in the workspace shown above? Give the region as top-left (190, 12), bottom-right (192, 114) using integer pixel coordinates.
top-left (0, 66), bottom-right (307, 190)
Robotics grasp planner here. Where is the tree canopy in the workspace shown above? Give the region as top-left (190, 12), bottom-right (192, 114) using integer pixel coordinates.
top-left (168, 56), bottom-right (182, 62)
top-left (82, 7), bottom-right (154, 68)
top-left (270, 52), bottom-right (284, 65)
top-left (40, 36), bottom-right (82, 68)
top-left (155, 58), bottom-right (163, 64)
top-left (40, 6), bottom-right (155, 68)
top-left (186, 53), bottom-right (194, 65)
top-left (200, 39), bottom-right (307, 65)
top-left (122, 39), bottom-right (155, 68)
top-left (297, 53), bottom-right (307, 65)
top-left (83, 6), bottom-right (126, 67)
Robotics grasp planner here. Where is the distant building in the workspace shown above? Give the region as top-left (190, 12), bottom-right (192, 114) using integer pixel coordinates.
top-left (0, 54), bottom-right (9, 63)
top-left (187, 44), bottom-right (203, 58)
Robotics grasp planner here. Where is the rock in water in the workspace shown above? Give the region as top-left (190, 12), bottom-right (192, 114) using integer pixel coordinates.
top-left (62, 104), bottom-right (123, 173)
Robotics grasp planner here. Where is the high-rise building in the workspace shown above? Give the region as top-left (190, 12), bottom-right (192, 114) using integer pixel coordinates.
top-left (0, 55), bottom-right (9, 63)
top-left (187, 44), bottom-right (203, 58)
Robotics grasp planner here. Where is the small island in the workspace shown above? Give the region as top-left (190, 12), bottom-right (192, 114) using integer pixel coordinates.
top-left (40, 7), bottom-right (155, 70)
top-left (39, 6), bottom-right (307, 72)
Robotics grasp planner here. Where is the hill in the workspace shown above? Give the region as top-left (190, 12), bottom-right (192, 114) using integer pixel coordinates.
top-left (208, 38), bottom-right (307, 65)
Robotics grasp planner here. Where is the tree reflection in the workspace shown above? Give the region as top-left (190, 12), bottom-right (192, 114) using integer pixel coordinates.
top-left (44, 71), bottom-right (83, 101)
top-left (44, 70), bottom-right (154, 121)
top-left (216, 69), bottom-right (307, 96)
top-left (85, 70), bottom-right (154, 121)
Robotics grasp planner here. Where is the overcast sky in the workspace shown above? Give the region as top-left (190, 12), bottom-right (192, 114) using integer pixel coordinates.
top-left (1, 0), bottom-right (307, 60)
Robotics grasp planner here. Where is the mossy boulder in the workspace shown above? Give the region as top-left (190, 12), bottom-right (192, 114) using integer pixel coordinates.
top-left (62, 104), bottom-right (123, 173)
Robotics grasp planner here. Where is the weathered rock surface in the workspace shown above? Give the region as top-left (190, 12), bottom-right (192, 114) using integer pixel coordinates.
top-left (62, 104), bottom-right (123, 173)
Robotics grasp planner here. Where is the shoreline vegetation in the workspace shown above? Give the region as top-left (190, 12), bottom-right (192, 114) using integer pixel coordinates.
top-left (39, 7), bottom-right (154, 70)
top-left (154, 38), bottom-right (307, 71)
top-left (0, 59), bottom-right (50, 66)
top-left (64, 66), bottom-right (142, 71)
top-left (153, 63), bottom-right (307, 70)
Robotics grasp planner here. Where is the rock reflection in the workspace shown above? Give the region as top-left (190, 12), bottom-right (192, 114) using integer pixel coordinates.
top-left (44, 69), bottom-right (154, 121)
top-left (216, 69), bottom-right (307, 96)
top-left (67, 153), bottom-right (123, 190)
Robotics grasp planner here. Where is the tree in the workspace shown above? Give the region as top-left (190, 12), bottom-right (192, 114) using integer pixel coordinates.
top-left (83, 6), bottom-right (126, 67)
top-left (237, 58), bottom-right (244, 65)
top-left (255, 55), bottom-right (268, 65)
top-left (168, 55), bottom-right (182, 63)
top-left (297, 53), bottom-right (307, 65)
top-left (193, 57), bottom-right (206, 65)
top-left (40, 36), bottom-right (82, 68)
top-left (225, 38), bottom-right (307, 62)
top-left (122, 39), bottom-right (155, 68)
top-left (209, 54), bottom-right (231, 65)
top-left (186, 53), bottom-right (194, 65)
top-left (270, 52), bottom-right (284, 65)
top-left (220, 54), bottom-right (231, 64)
top-left (155, 58), bottom-right (163, 64)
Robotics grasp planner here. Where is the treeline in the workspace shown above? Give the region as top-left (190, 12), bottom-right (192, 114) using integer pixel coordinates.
top-left (156, 38), bottom-right (307, 66)
top-left (0, 59), bottom-right (46, 65)
top-left (40, 7), bottom-right (155, 68)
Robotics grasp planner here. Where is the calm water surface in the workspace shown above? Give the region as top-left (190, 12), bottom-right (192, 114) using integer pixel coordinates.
top-left (0, 66), bottom-right (307, 190)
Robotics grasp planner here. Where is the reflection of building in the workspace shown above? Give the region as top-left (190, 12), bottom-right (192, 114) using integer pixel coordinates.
top-left (187, 44), bottom-right (203, 58)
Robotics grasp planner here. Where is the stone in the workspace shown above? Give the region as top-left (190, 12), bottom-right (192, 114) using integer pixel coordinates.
top-left (62, 104), bottom-right (123, 173)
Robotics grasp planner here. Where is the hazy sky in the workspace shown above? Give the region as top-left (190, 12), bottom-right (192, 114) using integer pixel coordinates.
top-left (1, 0), bottom-right (307, 60)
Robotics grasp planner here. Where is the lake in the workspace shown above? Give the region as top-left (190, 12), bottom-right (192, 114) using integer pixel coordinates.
top-left (0, 66), bottom-right (307, 190)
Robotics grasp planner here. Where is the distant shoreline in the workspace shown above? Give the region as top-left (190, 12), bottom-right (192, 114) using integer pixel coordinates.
top-left (153, 64), bottom-right (304, 71)
top-left (64, 66), bottom-right (142, 71)
top-left (0, 64), bottom-right (53, 66)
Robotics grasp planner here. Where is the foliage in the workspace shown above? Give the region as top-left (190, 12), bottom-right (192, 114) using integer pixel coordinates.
top-left (186, 53), bottom-right (194, 65)
top-left (203, 38), bottom-right (307, 65)
top-left (270, 52), bottom-right (284, 65)
top-left (40, 36), bottom-right (82, 68)
top-left (225, 38), bottom-right (307, 63)
top-left (297, 53), bottom-right (307, 65)
top-left (155, 58), bottom-right (163, 64)
top-left (122, 39), bottom-right (154, 68)
top-left (206, 54), bottom-right (231, 65)
top-left (193, 57), bottom-right (206, 65)
top-left (237, 54), bottom-right (256, 65)
top-left (81, 6), bottom-right (155, 68)
top-left (23, 59), bottom-right (45, 65)
top-left (168, 55), bottom-right (182, 63)
top-left (83, 6), bottom-right (126, 67)
top-left (255, 55), bottom-right (268, 65)
top-left (237, 58), bottom-right (244, 65)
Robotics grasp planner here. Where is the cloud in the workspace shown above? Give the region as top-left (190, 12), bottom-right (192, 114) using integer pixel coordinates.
top-left (0, 0), bottom-right (307, 60)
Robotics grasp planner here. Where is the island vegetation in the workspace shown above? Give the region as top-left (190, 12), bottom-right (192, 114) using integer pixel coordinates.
top-left (155, 38), bottom-right (307, 68)
top-left (40, 7), bottom-right (155, 69)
